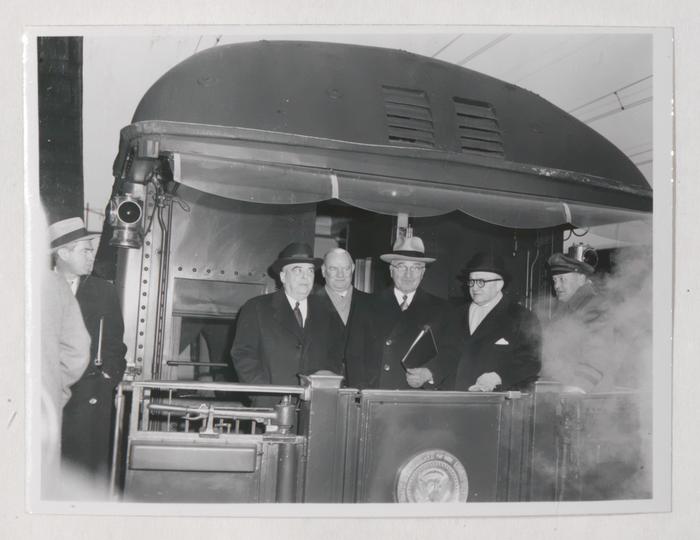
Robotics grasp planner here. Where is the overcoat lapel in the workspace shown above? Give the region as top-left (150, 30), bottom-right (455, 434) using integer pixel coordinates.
top-left (383, 290), bottom-right (407, 339)
top-left (303, 296), bottom-right (320, 349)
top-left (379, 288), bottom-right (433, 339)
top-left (376, 288), bottom-right (400, 323)
top-left (399, 289), bottom-right (441, 333)
top-left (77, 275), bottom-right (86, 291)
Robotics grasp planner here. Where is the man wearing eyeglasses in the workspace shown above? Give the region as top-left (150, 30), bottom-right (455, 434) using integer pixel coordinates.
top-left (441, 252), bottom-right (541, 392)
top-left (370, 235), bottom-right (450, 389)
top-left (231, 242), bottom-right (344, 399)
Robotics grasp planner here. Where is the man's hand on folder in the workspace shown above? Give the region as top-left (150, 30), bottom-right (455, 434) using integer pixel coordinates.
top-left (406, 367), bottom-right (433, 388)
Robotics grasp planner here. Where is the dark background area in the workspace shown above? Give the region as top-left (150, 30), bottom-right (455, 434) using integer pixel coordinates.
top-left (38, 36), bottom-right (84, 224)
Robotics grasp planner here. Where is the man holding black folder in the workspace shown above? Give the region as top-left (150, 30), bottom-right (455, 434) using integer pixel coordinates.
top-left (368, 235), bottom-right (450, 389)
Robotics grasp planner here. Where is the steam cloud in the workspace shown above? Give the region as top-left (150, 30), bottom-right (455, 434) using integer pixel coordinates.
top-left (533, 245), bottom-right (653, 500)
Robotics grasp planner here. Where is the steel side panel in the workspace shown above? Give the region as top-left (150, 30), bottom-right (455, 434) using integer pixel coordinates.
top-left (355, 391), bottom-right (509, 502)
top-left (528, 388), bottom-right (560, 501)
top-left (500, 396), bottom-right (529, 501)
top-left (168, 185), bottom-right (316, 289)
top-left (172, 278), bottom-right (265, 318)
top-left (124, 469), bottom-right (262, 503)
top-left (129, 442), bottom-right (258, 472)
top-left (258, 442), bottom-right (279, 503)
top-left (339, 390), bottom-right (362, 502)
top-left (571, 392), bottom-right (651, 500)
top-left (124, 442), bottom-right (264, 503)
top-left (299, 381), bottom-right (346, 502)
top-left (123, 433), bottom-right (304, 503)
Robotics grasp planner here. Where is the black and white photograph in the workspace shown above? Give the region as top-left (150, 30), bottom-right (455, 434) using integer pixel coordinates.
top-left (21, 26), bottom-right (673, 517)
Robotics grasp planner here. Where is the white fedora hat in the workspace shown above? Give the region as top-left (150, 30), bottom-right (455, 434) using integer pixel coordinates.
top-left (48, 217), bottom-right (100, 250)
top-left (379, 235), bottom-right (436, 264)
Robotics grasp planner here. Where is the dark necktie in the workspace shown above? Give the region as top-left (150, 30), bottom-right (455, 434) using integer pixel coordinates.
top-left (294, 301), bottom-right (304, 328)
top-left (400, 294), bottom-right (409, 311)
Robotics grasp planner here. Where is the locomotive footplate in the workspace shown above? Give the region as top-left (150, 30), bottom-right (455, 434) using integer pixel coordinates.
top-left (111, 378), bottom-right (648, 503)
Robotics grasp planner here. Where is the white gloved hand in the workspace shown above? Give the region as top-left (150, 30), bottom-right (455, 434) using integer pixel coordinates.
top-left (468, 371), bottom-right (502, 392)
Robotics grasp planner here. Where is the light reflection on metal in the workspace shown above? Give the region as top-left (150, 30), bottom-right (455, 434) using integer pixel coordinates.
top-left (109, 193), bottom-right (144, 249)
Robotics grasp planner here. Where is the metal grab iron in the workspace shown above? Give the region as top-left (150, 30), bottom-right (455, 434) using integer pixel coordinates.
top-left (146, 395), bottom-right (297, 435)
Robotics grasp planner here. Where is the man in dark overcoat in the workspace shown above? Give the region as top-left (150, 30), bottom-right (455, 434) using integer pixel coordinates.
top-left (542, 251), bottom-right (612, 393)
top-left (50, 217), bottom-right (127, 485)
top-left (231, 243), bottom-right (344, 402)
top-left (368, 235), bottom-right (450, 390)
top-left (441, 252), bottom-right (541, 392)
top-left (313, 248), bottom-right (377, 389)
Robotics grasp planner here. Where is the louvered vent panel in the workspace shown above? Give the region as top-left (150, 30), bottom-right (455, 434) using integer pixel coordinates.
top-left (453, 98), bottom-right (505, 157)
top-left (383, 86), bottom-right (435, 148)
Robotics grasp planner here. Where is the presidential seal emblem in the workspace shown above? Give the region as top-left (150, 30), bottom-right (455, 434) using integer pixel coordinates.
top-left (395, 449), bottom-right (469, 502)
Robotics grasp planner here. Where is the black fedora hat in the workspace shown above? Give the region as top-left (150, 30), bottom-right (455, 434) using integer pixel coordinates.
top-left (465, 252), bottom-right (510, 283)
top-left (271, 242), bottom-right (322, 274)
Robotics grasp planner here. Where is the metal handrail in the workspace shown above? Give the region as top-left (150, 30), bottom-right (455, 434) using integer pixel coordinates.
top-left (131, 379), bottom-right (305, 395)
top-left (147, 402), bottom-right (279, 422)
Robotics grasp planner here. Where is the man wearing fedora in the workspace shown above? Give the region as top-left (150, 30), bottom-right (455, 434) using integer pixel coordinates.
top-left (50, 217), bottom-right (127, 487)
top-left (542, 251), bottom-right (611, 393)
top-left (313, 248), bottom-right (377, 389)
top-left (440, 252), bottom-right (541, 392)
top-left (367, 235), bottom-right (450, 390)
top-left (40, 261), bottom-right (91, 498)
top-left (231, 242), bottom-right (344, 401)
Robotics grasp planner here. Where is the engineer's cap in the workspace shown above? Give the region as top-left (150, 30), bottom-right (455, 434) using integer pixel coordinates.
top-left (547, 252), bottom-right (594, 276)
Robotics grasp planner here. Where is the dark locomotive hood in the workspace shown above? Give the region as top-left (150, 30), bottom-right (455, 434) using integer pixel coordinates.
top-left (114, 40), bottom-right (652, 228)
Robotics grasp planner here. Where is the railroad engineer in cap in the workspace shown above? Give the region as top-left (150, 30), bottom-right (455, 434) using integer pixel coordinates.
top-left (368, 235), bottom-right (450, 389)
top-left (231, 243), bottom-right (344, 398)
top-left (50, 217), bottom-right (127, 485)
top-left (440, 252), bottom-right (541, 392)
top-left (542, 250), bottom-right (612, 393)
top-left (313, 248), bottom-right (377, 389)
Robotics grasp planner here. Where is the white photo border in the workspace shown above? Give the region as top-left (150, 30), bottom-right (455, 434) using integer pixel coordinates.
top-left (22, 24), bottom-right (674, 518)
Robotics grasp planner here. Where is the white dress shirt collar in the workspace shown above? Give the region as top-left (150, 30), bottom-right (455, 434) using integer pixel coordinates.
top-left (393, 288), bottom-right (417, 308)
top-left (468, 292), bottom-right (503, 334)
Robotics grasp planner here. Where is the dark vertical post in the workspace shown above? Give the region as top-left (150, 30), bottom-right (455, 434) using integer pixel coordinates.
top-left (275, 443), bottom-right (298, 502)
top-left (297, 374), bottom-right (344, 502)
top-left (527, 382), bottom-right (562, 501)
top-left (37, 36), bottom-right (84, 223)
